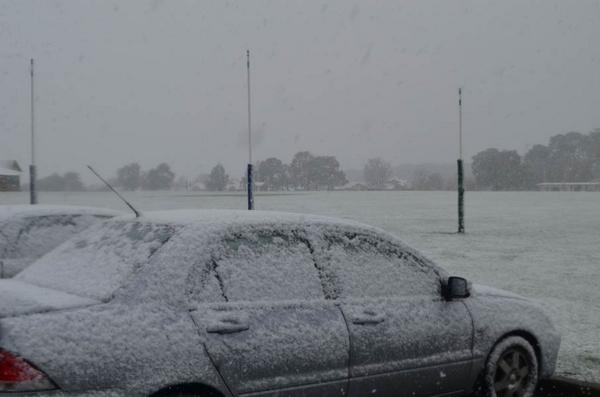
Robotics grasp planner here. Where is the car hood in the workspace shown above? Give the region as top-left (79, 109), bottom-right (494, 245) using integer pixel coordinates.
top-left (0, 279), bottom-right (99, 318)
top-left (471, 283), bottom-right (530, 302)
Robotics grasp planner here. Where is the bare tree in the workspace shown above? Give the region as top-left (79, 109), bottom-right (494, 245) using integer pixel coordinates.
top-left (364, 158), bottom-right (392, 189)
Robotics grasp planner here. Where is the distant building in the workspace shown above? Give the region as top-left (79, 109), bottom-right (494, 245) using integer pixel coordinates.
top-left (336, 182), bottom-right (368, 191)
top-left (0, 160), bottom-right (22, 191)
top-left (384, 177), bottom-right (409, 191)
top-left (537, 181), bottom-right (600, 192)
top-left (227, 178), bottom-right (243, 191)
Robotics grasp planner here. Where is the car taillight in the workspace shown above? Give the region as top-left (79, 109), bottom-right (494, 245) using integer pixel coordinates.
top-left (0, 349), bottom-right (56, 392)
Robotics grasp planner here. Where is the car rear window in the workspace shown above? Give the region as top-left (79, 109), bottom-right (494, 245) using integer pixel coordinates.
top-left (16, 220), bottom-right (177, 300)
top-left (8, 214), bottom-right (110, 260)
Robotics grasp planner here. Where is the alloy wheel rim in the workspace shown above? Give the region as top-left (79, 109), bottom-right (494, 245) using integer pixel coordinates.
top-left (493, 348), bottom-right (532, 397)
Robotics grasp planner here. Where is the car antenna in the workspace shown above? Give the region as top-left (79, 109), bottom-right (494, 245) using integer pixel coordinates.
top-left (87, 165), bottom-right (142, 218)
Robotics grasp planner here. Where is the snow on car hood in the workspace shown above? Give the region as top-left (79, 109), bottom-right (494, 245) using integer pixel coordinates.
top-left (0, 279), bottom-right (98, 318)
top-left (471, 284), bottom-right (530, 301)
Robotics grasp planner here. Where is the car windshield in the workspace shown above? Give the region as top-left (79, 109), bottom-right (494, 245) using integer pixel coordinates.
top-left (16, 220), bottom-right (177, 300)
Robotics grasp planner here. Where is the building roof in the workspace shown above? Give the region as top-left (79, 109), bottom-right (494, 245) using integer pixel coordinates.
top-left (0, 160), bottom-right (22, 176)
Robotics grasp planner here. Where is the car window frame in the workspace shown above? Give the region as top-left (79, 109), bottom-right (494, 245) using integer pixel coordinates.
top-left (186, 224), bottom-right (330, 305)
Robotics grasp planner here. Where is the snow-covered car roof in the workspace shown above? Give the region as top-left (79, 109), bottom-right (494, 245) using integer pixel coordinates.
top-left (118, 209), bottom-right (378, 230)
top-left (0, 205), bottom-right (123, 221)
top-left (131, 209), bottom-right (440, 271)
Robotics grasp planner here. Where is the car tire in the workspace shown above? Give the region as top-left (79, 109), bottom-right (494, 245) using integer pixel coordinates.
top-left (482, 336), bottom-right (539, 397)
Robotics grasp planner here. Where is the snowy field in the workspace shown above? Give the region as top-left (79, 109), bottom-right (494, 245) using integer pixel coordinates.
top-left (1, 190), bottom-right (598, 383)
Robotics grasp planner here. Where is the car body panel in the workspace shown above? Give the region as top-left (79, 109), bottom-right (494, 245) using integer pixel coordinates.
top-left (192, 301), bottom-right (349, 396)
top-left (0, 279), bottom-right (98, 318)
top-left (465, 285), bottom-right (561, 379)
top-left (0, 302), bottom-right (231, 397)
top-left (340, 297), bottom-right (473, 397)
top-left (183, 224), bottom-right (350, 396)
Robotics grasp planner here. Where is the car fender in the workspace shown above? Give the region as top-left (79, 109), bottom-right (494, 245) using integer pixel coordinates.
top-left (464, 290), bottom-right (561, 379)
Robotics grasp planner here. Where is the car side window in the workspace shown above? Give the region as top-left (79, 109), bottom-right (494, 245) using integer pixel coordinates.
top-left (191, 228), bottom-right (325, 303)
top-left (318, 231), bottom-right (440, 299)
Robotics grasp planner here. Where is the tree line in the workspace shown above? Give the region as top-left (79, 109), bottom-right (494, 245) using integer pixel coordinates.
top-left (472, 128), bottom-right (600, 190)
top-left (205, 151), bottom-right (348, 191)
top-left (33, 163), bottom-right (175, 192)
top-left (31, 152), bottom-right (348, 192)
top-left (30, 154), bottom-right (465, 192)
top-left (35, 128), bottom-right (599, 193)
top-left (114, 162), bottom-right (175, 191)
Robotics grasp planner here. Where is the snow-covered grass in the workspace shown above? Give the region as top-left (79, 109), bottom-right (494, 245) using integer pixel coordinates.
top-left (1, 190), bottom-right (598, 382)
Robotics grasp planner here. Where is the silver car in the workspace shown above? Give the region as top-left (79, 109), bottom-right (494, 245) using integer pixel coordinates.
top-left (0, 210), bottom-right (560, 397)
top-left (0, 205), bottom-right (122, 278)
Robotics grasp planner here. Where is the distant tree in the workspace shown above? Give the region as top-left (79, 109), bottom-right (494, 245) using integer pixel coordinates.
top-left (364, 158), bottom-right (392, 189)
top-left (289, 151), bottom-right (347, 190)
top-left (38, 172), bottom-right (84, 191)
top-left (289, 151), bottom-right (314, 190)
top-left (545, 132), bottom-right (592, 182)
top-left (116, 163), bottom-right (141, 191)
top-left (62, 172), bottom-right (84, 191)
top-left (257, 157), bottom-right (288, 191)
top-left (426, 173), bottom-right (444, 190)
top-left (411, 169), bottom-right (444, 190)
top-left (589, 128), bottom-right (600, 180)
top-left (523, 144), bottom-right (550, 186)
top-left (142, 163), bottom-right (175, 190)
top-left (205, 163), bottom-right (229, 191)
top-left (472, 148), bottom-right (527, 190)
top-left (307, 155), bottom-right (347, 190)
top-left (37, 173), bottom-right (65, 191)
top-left (505, 128), bottom-right (600, 188)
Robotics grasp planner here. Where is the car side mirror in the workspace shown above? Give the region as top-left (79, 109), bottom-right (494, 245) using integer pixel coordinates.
top-left (444, 276), bottom-right (470, 300)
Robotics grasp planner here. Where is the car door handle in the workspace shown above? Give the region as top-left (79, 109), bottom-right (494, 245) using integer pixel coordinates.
top-left (206, 316), bottom-right (250, 334)
top-left (352, 309), bottom-right (386, 325)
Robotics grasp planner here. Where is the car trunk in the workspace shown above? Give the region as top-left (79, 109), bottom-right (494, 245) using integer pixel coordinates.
top-left (0, 279), bottom-right (99, 319)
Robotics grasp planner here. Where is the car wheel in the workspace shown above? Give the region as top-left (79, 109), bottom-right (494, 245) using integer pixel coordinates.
top-left (483, 336), bottom-right (539, 397)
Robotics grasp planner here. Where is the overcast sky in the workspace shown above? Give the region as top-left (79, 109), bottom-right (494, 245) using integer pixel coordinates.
top-left (1, 0), bottom-right (600, 181)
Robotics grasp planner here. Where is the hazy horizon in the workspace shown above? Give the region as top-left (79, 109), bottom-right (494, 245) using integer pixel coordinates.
top-left (1, 0), bottom-right (600, 182)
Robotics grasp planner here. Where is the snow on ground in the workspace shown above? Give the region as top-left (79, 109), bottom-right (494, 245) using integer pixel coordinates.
top-left (1, 190), bottom-right (598, 382)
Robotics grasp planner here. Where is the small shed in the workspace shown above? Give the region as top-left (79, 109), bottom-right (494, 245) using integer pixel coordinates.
top-left (0, 160), bottom-right (23, 191)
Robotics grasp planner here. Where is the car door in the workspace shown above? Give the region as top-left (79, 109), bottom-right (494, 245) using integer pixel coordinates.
top-left (312, 229), bottom-right (474, 397)
top-left (188, 226), bottom-right (350, 397)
